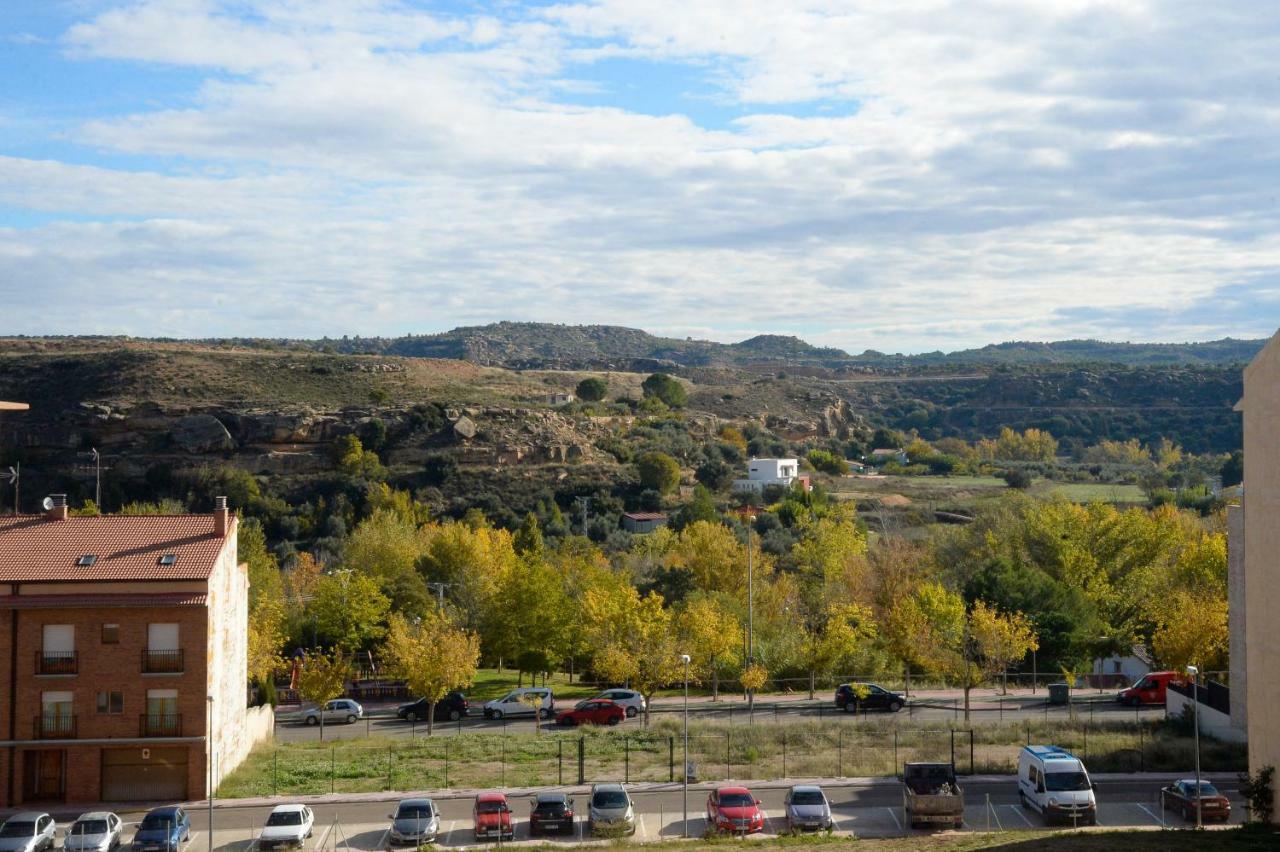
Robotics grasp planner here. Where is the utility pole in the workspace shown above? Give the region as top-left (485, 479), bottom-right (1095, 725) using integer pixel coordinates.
top-left (575, 496), bottom-right (590, 537)
top-left (207, 694), bottom-right (215, 852)
top-left (1187, 665), bottom-right (1202, 830)
top-left (745, 509), bottom-right (756, 709)
top-left (425, 582), bottom-right (452, 609)
top-left (681, 654), bottom-right (691, 837)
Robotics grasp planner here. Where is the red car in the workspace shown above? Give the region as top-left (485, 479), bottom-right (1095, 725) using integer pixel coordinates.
top-left (1117, 671), bottom-right (1183, 706)
top-left (706, 786), bottom-right (765, 835)
top-left (1161, 779), bottom-right (1232, 823)
top-left (473, 792), bottom-right (513, 842)
top-left (556, 698), bottom-right (625, 727)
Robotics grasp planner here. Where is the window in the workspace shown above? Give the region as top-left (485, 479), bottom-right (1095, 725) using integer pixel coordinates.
top-left (102, 624), bottom-right (119, 644)
top-left (76, 554), bottom-right (97, 566)
top-left (147, 623), bottom-right (179, 650)
top-left (146, 689), bottom-right (178, 723)
top-left (97, 691), bottom-right (123, 714)
top-left (39, 624), bottom-right (76, 674)
top-left (158, 554), bottom-right (177, 565)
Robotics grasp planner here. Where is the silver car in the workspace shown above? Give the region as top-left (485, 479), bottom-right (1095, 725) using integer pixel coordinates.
top-left (593, 689), bottom-right (646, 719)
top-left (784, 785), bottom-right (833, 833)
top-left (64, 813), bottom-right (123, 852)
top-left (301, 699), bottom-right (363, 726)
top-left (0, 813), bottom-right (56, 852)
top-left (587, 783), bottom-right (635, 836)
top-left (386, 799), bottom-right (440, 846)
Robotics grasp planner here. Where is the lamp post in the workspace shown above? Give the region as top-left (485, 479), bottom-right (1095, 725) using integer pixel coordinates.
top-left (206, 694), bottom-right (214, 852)
top-left (745, 514), bottom-right (755, 709)
top-left (1186, 664), bottom-right (1202, 829)
top-left (681, 654), bottom-right (691, 838)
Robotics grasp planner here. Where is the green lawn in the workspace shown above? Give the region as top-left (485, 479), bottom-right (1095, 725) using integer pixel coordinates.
top-left (1045, 483), bottom-right (1146, 504)
top-left (469, 668), bottom-right (601, 703)
top-left (638, 828), bottom-right (1277, 850)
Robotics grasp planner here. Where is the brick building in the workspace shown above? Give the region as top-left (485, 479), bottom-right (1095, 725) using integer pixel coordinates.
top-left (0, 496), bottom-right (248, 805)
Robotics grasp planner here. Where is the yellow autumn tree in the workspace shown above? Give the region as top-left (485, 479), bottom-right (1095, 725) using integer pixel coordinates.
top-left (676, 594), bottom-right (743, 700)
top-left (383, 612), bottom-right (481, 735)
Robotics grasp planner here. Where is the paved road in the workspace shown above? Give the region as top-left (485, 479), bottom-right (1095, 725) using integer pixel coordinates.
top-left (277, 697), bottom-right (1165, 743)
top-left (40, 775), bottom-right (1240, 850)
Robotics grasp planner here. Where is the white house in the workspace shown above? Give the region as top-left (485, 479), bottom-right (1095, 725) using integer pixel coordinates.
top-left (732, 458), bottom-right (800, 493)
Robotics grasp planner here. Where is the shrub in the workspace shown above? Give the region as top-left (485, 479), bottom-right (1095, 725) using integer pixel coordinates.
top-left (636, 451), bottom-right (681, 494)
top-left (576, 377), bottom-right (608, 402)
top-left (1002, 468), bottom-right (1033, 489)
top-left (641, 373), bottom-right (688, 408)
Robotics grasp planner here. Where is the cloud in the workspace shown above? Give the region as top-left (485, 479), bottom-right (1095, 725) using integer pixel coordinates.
top-left (0, 0), bottom-right (1276, 350)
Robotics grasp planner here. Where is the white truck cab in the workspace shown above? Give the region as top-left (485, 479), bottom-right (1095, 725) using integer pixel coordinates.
top-left (1017, 745), bottom-right (1097, 825)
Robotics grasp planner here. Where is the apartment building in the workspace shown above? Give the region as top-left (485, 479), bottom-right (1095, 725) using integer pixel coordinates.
top-left (0, 496), bottom-right (248, 805)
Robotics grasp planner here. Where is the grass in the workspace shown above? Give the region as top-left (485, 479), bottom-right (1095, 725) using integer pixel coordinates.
top-left (632, 828), bottom-right (1279, 850)
top-left (1044, 483), bottom-right (1146, 504)
top-left (217, 718), bottom-right (1245, 799)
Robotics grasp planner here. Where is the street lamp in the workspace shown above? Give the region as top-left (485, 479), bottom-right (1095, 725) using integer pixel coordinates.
top-left (744, 513), bottom-right (756, 710)
top-left (1186, 665), bottom-right (1202, 829)
top-left (681, 654), bottom-right (691, 838)
top-left (206, 694), bottom-right (215, 852)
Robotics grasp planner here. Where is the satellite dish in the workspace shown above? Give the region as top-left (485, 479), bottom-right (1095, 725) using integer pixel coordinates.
top-left (41, 496), bottom-right (54, 511)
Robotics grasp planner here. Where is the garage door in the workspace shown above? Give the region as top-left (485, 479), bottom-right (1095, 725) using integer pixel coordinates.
top-left (101, 747), bottom-right (189, 802)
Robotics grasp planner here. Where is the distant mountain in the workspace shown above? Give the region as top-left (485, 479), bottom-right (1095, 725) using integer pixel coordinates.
top-left (871, 338), bottom-right (1267, 367)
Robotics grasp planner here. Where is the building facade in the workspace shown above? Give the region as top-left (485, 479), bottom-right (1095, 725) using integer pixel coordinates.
top-left (0, 497), bottom-right (248, 805)
top-left (731, 458), bottom-right (801, 493)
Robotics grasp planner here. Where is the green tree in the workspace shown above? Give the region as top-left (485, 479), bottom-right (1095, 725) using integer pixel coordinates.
top-left (797, 602), bottom-right (877, 699)
top-left (296, 650), bottom-right (351, 740)
top-left (636, 451), bottom-right (681, 494)
top-left (333, 434), bottom-right (387, 480)
top-left (806, 449), bottom-right (849, 476)
top-left (677, 594), bottom-right (743, 700)
top-left (383, 612), bottom-right (481, 735)
top-left (576, 377), bottom-right (608, 402)
top-left (342, 509), bottom-right (430, 615)
top-left (308, 571), bottom-right (391, 654)
top-left (641, 373), bottom-right (688, 408)
top-left (582, 584), bottom-right (683, 726)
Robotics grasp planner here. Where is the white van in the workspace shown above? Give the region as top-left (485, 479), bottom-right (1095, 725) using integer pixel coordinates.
top-left (482, 687), bottom-right (554, 720)
top-left (1017, 745), bottom-right (1096, 825)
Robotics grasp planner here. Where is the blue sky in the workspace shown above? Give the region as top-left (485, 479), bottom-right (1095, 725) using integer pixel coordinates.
top-left (1, 1), bottom-right (1277, 351)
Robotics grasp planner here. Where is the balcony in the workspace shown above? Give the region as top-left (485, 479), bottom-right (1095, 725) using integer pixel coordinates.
top-left (33, 714), bottom-right (76, 739)
top-left (36, 651), bottom-right (77, 675)
top-left (139, 713), bottom-right (183, 737)
top-left (141, 649), bottom-right (184, 674)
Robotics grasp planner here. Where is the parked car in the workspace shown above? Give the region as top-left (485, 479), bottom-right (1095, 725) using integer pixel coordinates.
top-left (386, 798), bottom-right (440, 846)
top-left (529, 793), bottom-right (575, 837)
top-left (587, 783), bottom-right (636, 836)
top-left (301, 698), bottom-right (363, 726)
top-left (472, 793), bottom-right (514, 842)
top-left (1161, 779), bottom-right (1232, 823)
top-left (258, 805), bottom-right (313, 850)
top-left (482, 687), bottom-right (553, 720)
top-left (130, 808), bottom-right (190, 852)
top-left (1116, 671), bottom-right (1183, 706)
top-left (784, 786), bottom-right (832, 833)
top-left (902, 763), bottom-right (964, 829)
top-left (64, 812), bottom-right (123, 852)
top-left (397, 692), bottom-right (468, 723)
top-left (1017, 745), bottom-right (1096, 825)
top-left (592, 689), bottom-right (646, 718)
top-left (706, 786), bottom-right (765, 835)
top-left (556, 698), bottom-right (625, 727)
top-left (835, 683), bottom-right (904, 713)
top-left (0, 813), bottom-right (56, 852)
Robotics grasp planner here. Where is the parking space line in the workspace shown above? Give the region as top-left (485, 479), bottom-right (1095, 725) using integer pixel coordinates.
top-left (375, 828), bottom-right (389, 850)
top-left (885, 807), bottom-right (902, 832)
top-left (440, 820), bottom-right (457, 846)
top-left (1135, 803), bottom-right (1164, 826)
top-left (636, 814), bottom-right (648, 840)
top-left (1007, 804), bottom-right (1035, 828)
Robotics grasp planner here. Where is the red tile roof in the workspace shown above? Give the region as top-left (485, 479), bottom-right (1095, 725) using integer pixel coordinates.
top-left (623, 512), bottom-right (668, 521)
top-left (0, 515), bottom-right (232, 582)
top-left (0, 592), bottom-right (207, 609)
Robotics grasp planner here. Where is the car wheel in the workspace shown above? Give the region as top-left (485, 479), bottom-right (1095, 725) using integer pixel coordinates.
top-left (889, 700), bottom-right (903, 712)
top-left (491, 709), bottom-right (503, 720)
top-left (608, 715), bottom-right (621, 726)
top-left (405, 711), bottom-right (418, 723)
top-left (449, 709), bottom-right (461, 721)
top-left (538, 708), bottom-right (551, 720)
top-left (305, 715), bottom-right (318, 726)
top-left (844, 701), bottom-right (858, 713)
top-left (345, 714), bottom-right (356, 724)
top-left (626, 706), bottom-right (637, 718)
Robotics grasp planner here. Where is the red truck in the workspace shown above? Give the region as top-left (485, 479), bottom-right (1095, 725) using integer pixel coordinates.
top-left (1116, 671), bottom-right (1184, 706)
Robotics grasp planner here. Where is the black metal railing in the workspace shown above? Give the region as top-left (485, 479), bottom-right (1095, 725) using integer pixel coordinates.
top-left (141, 649), bottom-right (184, 674)
top-left (33, 714), bottom-right (76, 738)
top-left (36, 651), bottom-right (77, 675)
top-left (139, 713), bottom-right (183, 737)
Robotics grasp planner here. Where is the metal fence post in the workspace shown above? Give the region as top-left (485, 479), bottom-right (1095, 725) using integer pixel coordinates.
top-left (782, 731), bottom-right (787, 778)
top-left (893, 730), bottom-right (899, 777)
top-left (837, 728), bottom-right (843, 778)
top-left (578, 737), bottom-right (586, 785)
top-left (969, 730), bottom-right (974, 775)
top-left (501, 739), bottom-right (506, 787)
top-left (558, 740), bottom-right (564, 786)
top-left (330, 743), bottom-right (335, 794)
top-left (385, 744), bottom-right (392, 791)
top-left (668, 737), bottom-right (674, 782)
top-left (625, 737), bottom-right (630, 782)
top-left (725, 734), bottom-right (730, 780)
top-left (273, 749), bottom-right (278, 797)
top-left (1139, 723), bottom-right (1144, 772)
top-left (444, 740), bottom-right (450, 788)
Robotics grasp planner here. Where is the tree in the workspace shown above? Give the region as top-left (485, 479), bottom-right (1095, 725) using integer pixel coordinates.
top-left (490, 557), bottom-right (573, 684)
top-left (1151, 589), bottom-right (1228, 672)
top-left (677, 594), bottom-right (743, 700)
top-left (241, 519), bottom-right (287, 684)
top-left (296, 650), bottom-right (351, 740)
top-left (636, 451), bottom-right (681, 494)
top-left (797, 602), bottom-right (877, 699)
top-left (969, 601), bottom-right (1038, 695)
top-left (1001, 468), bottom-right (1033, 489)
top-left (382, 612), bottom-right (481, 735)
top-left (1221, 450), bottom-right (1243, 487)
top-left (806, 449), bottom-right (849, 476)
top-left (342, 509), bottom-right (430, 615)
top-left (641, 373), bottom-right (687, 408)
top-left (576, 377), bottom-right (608, 402)
top-left (308, 572), bottom-right (391, 654)
top-left (332, 434), bottom-right (387, 480)
top-left (513, 512), bottom-right (545, 558)
top-left (582, 585), bottom-right (684, 726)
top-left (667, 521), bottom-right (750, 594)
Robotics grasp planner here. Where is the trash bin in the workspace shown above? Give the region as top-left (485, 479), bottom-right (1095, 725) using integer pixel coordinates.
top-left (1048, 682), bottom-right (1070, 705)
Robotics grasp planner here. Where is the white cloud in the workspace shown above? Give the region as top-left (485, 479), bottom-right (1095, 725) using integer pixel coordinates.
top-left (2, 0), bottom-right (1277, 350)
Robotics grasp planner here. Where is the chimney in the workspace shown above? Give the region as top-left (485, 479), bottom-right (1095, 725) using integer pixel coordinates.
top-left (45, 494), bottom-right (68, 521)
top-left (213, 496), bottom-right (229, 537)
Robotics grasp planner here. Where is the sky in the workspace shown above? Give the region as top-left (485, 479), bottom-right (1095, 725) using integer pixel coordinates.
top-left (1, 0), bottom-right (1278, 353)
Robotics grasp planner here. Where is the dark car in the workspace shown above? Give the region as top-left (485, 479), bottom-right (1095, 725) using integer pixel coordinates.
top-left (835, 683), bottom-right (904, 713)
top-left (131, 808), bottom-right (190, 852)
top-left (556, 699), bottom-right (625, 727)
top-left (397, 691), bottom-right (468, 723)
top-left (1161, 779), bottom-right (1232, 823)
top-left (529, 793), bottom-right (575, 836)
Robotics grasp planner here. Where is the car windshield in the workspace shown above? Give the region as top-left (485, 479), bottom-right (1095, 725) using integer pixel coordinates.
top-left (719, 794), bottom-right (755, 807)
top-left (534, 801), bottom-right (566, 813)
top-left (593, 791), bottom-right (628, 808)
top-left (0, 823), bottom-right (34, 838)
top-left (72, 822), bottom-right (109, 835)
top-left (266, 812), bottom-right (302, 826)
top-left (395, 807), bottom-right (432, 820)
top-left (790, 791), bottom-right (825, 805)
top-left (476, 802), bottom-right (506, 814)
top-left (1188, 783), bottom-right (1220, 798)
top-left (139, 817), bottom-right (174, 831)
top-left (1044, 772), bottom-right (1091, 792)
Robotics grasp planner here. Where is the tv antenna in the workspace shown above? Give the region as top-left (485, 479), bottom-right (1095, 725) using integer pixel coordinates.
top-left (1, 463), bottom-right (17, 515)
top-left (74, 448), bottom-right (110, 508)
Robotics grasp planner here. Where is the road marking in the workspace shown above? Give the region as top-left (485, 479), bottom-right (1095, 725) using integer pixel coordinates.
top-left (375, 828), bottom-right (389, 850)
top-left (1008, 804), bottom-right (1035, 828)
top-left (441, 820), bottom-right (457, 846)
top-left (1135, 803), bottom-right (1164, 826)
top-left (635, 814), bottom-right (648, 840)
top-left (885, 807), bottom-right (902, 832)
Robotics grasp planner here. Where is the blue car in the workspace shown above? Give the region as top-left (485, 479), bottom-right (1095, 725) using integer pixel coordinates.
top-left (131, 808), bottom-right (190, 852)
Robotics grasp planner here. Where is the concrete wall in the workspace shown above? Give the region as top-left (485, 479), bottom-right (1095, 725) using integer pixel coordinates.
top-left (205, 519), bottom-right (249, 794)
top-left (1242, 330), bottom-right (1280, 817)
top-left (1228, 504), bottom-right (1247, 732)
top-left (1168, 687), bottom-right (1246, 744)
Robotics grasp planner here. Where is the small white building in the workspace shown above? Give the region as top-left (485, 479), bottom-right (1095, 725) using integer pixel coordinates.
top-left (1091, 644), bottom-right (1153, 688)
top-left (732, 458), bottom-right (800, 493)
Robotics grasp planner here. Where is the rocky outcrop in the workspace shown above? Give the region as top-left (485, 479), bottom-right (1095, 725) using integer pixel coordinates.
top-left (171, 414), bottom-right (236, 453)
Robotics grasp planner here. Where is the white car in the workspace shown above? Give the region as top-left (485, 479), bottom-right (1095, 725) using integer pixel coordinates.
top-left (64, 813), bottom-right (123, 852)
top-left (593, 689), bottom-right (646, 718)
top-left (482, 687), bottom-right (553, 720)
top-left (258, 806), bottom-right (313, 850)
top-left (301, 699), bottom-right (363, 726)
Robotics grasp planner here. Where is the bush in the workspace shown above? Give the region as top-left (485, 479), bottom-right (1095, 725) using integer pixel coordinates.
top-left (576, 377), bottom-right (608, 402)
top-left (636, 451), bottom-right (681, 494)
top-left (807, 449), bottom-right (849, 475)
top-left (641, 373), bottom-right (688, 408)
top-left (1002, 468), bottom-right (1033, 489)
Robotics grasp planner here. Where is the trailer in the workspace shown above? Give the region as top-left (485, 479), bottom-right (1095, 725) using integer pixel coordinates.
top-left (903, 762), bottom-right (964, 829)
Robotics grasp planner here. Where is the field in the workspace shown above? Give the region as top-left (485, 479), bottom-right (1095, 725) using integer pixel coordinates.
top-left (639, 829), bottom-right (1276, 850)
top-left (1044, 483), bottom-right (1147, 504)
